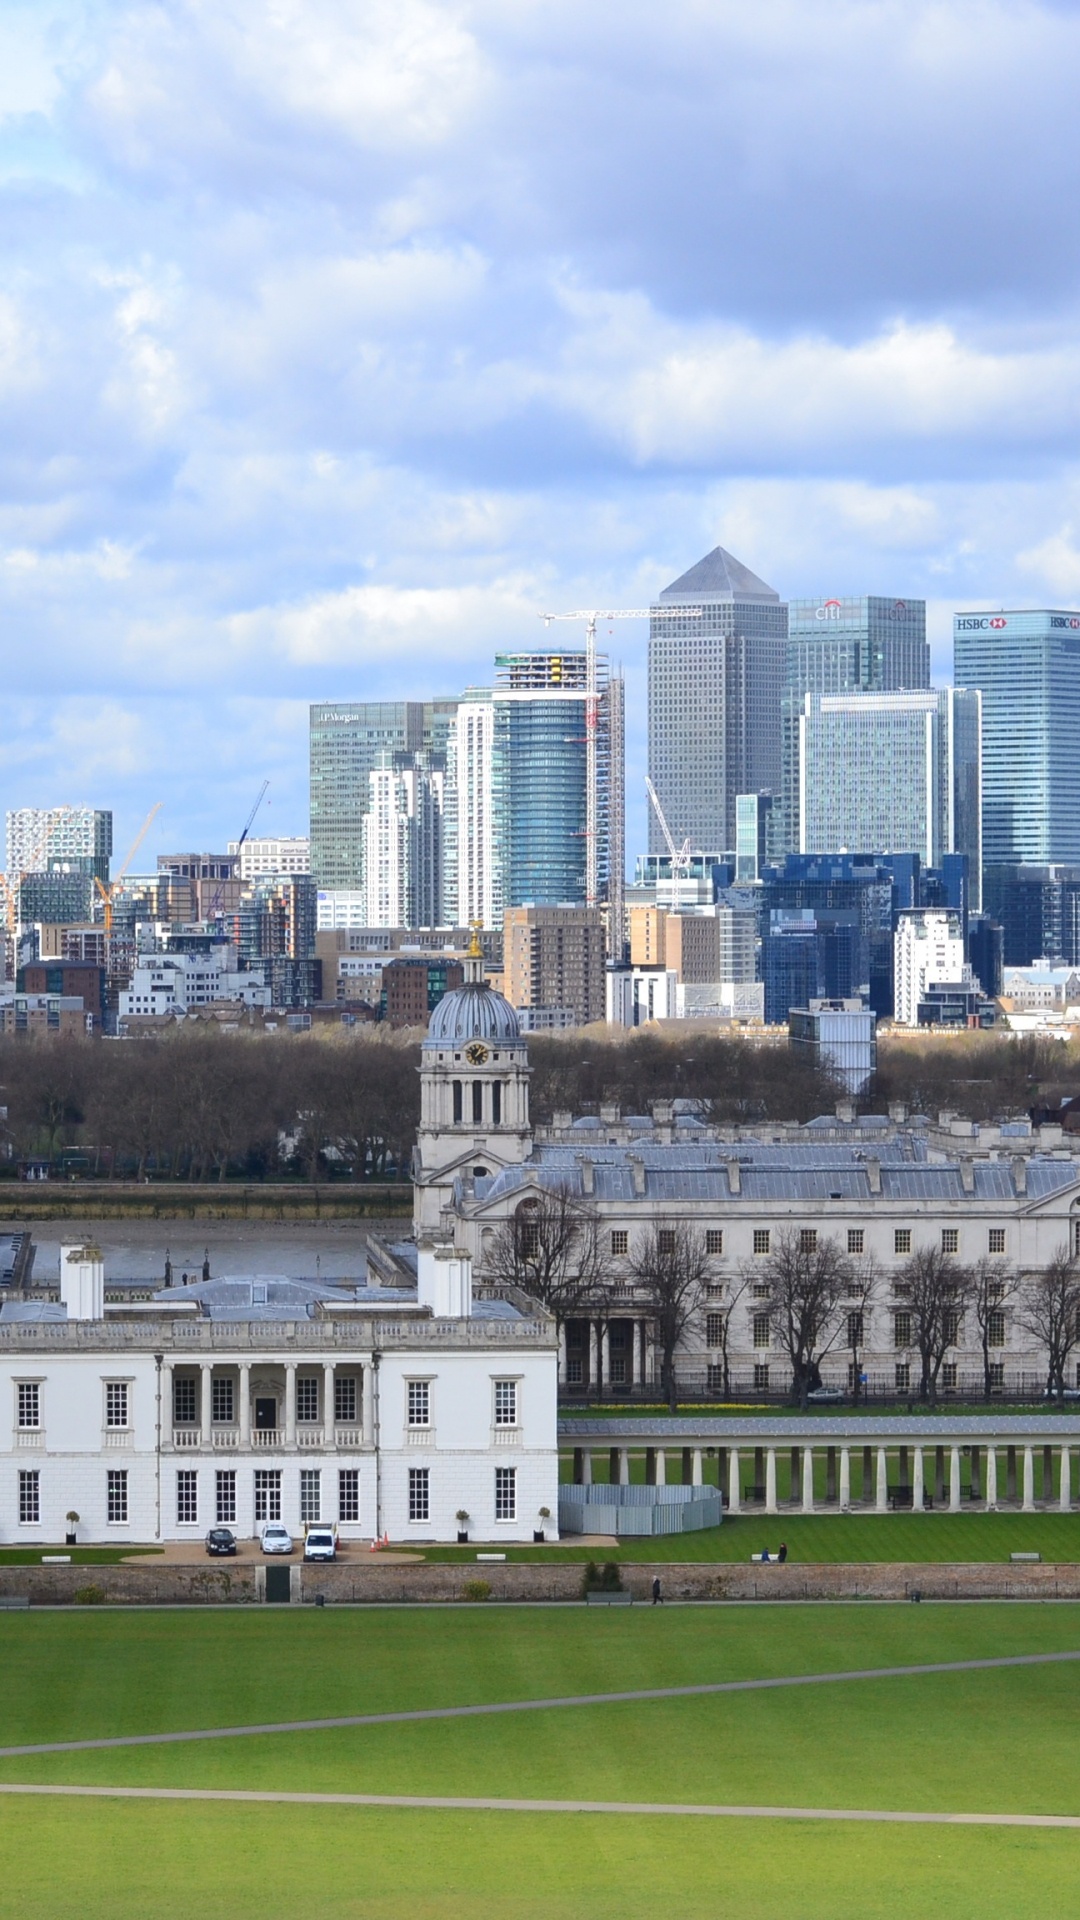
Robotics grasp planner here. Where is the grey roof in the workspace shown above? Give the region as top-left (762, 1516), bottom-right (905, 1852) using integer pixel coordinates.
top-left (657, 545), bottom-right (779, 604)
top-left (560, 1415), bottom-right (1080, 1442)
top-left (0, 1299), bottom-right (66, 1323)
top-left (425, 981), bottom-right (522, 1047)
top-left (151, 1274), bottom-right (418, 1321)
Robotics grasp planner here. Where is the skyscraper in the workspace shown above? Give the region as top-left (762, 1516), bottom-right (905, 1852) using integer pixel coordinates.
top-left (6, 808), bottom-right (112, 884)
top-left (648, 546), bottom-right (787, 857)
top-left (799, 688), bottom-right (982, 904)
top-left (953, 610), bottom-right (1080, 865)
top-left (309, 700), bottom-right (458, 893)
top-left (779, 596), bottom-right (929, 853)
top-left (363, 753), bottom-right (445, 929)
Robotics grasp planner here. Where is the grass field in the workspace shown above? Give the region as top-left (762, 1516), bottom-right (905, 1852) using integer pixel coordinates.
top-left (2, 1606), bottom-right (1080, 1916)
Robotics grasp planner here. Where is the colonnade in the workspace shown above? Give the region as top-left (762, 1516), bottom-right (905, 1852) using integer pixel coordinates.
top-left (164, 1360), bottom-right (373, 1449)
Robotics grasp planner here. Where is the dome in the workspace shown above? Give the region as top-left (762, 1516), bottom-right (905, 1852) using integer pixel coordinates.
top-left (425, 981), bottom-right (522, 1047)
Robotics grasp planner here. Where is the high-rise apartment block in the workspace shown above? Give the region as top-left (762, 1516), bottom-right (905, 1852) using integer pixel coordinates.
top-left (648, 546), bottom-right (786, 857)
top-left (309, 700), bottom-right (458, 893)
top-left (363, 754), bottom-right (444, 930)
top-left (954, 609), bottom-right (1080, 865)
top-left (799, 688), bottom-right (982, 903)
top-left (6, 808), bottom-right (112, 884)
top-left (501, 906), bottom-right (606, 1028)
top-left (779, 596), bottom-right (929, 852)
top-left (893, 908), bottom-right (973, 1027)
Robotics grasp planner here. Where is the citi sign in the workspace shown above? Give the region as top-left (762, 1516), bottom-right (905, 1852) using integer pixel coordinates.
top-left (956, 617), bottom-right (1008, 630)
top-left (815, 599), bottom-right (843, 620)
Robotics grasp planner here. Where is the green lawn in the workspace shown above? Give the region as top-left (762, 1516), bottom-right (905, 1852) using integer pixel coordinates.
top-left (0, 1546), bottom-right (161, 1565)
top-left (1, 1608), bottom-right (1080, 1916)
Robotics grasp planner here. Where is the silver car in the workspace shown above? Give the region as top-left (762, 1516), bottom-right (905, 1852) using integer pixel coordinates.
top-left (260, 1522), bottom-right (293, 1555)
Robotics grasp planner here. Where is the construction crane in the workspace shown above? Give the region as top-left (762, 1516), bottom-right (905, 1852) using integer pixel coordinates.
top-left (644, 775), bottom-right (691, 877)
top-left (209, 780), bottom-right (269, 917)
top-left (93, 802), bottom-right (164, 934)
top-left (538, 605), bottom-right (702, 918)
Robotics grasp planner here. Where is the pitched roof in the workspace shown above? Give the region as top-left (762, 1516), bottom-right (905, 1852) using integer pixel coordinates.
top-left (657, 545), bottom-right (779, 604)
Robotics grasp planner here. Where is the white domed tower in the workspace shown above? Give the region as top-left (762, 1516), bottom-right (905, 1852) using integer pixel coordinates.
top-left (413, 935), bottom-right (531, 1233)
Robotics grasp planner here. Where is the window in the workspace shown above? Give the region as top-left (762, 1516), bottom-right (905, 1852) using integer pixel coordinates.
top-left (893, 1312), bottom-right (912, 1348)
top-left (846, 1311), bottom-right (864, 1348)
top-left (18, 1470), bottom-right (39, 1524)
top-left (942, 1309), bottom-right (961, 1345)
top-left (300, 1469), bottom-right (321, 1524)
top-left (176, 1471), bottom-right (198, 1525)
top-left (173, 1378), bottom-right (196, 1424)
top-left (408, 1467), bottom-right (430, 1523)
top-left (752, 1313), bottom-right (771, 1350)
top-left (706, 1282), bottom-right (725, 1300)
top-left (216, 1471), bottom-right (236, 1525)
top-left (211, 1377), bottom-right (234, 1424)
top-left (894, 1229), bottom-right (911, 1255)
top-left (706, 1312), bottom-right (725, 1347)
top-left (706, 1363), bottom-right (723, 1391)
top-left (988, 1362), bottom-right (1004, 1390)
top-left (847, 1229), bottom-right (864, 1255)
top-left (105, 1383), bottom-right (129, 1428)
top-left (988, 1228), bottom-right (1006, 1255)
top-left (988, 1281), bottom-right (1005, 1303)
top-left (339, 1470), bottom-right (359, 1523)
top-left (894, 1363), bottom-right (910, 1392)
top-left (107, 1470), bottom-right (128, 1524)
top-left (335, 1376), bottom-right (357, 1424)
top-left (610, 1354), bottom-right (627, 1384)
top-left (1075, 1221), bottom-right (1080, 1260)
top-left (520, 1219), bottom-right (540, 1257)
top-left (942, 1362), bottom-right (958, 1390)
top-left (491, 1082), bottom-right (501, 1125)
top-left (751, 1282), bottom-right (770, 1299)
top-left (493, 1380), bottom-right (518, 1426)
top-left (753, 1229), bottom-right (770, 1255)
top-left (452, 1081), bottom-right (462, 1124)
top-left (753, 1363), bottom-right (770, 1391)
top-left (407, 1381), bottom-right (430, 1427)
top-left (658, 1229), bottom-right (676, 1254)
top-left (706, 1230), bottom-right (724, 1255)
top-left (610, 1230), bottom-right (628, 1255)
top-left (254, 1470), bottom-right (281, 1522)
top-left (297, 1377), bottom-right (319, 1423)
top-left (987, 1310), bottom-right (1006, 1348)
top-left (495, 1466), bottom-right (517, 1521)
top-left (16, 1383), bottom-right (39, 1429)
top-left (941, 1228), bottom-right (959, 1254)
top-left (799, 1229), bottom-right (818, 1253)
top-left (566, 1357), bottom-right (583, 1384)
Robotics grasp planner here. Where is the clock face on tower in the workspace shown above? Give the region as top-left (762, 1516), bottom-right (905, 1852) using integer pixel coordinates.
top-left (464, 1041), bottom-right (490, 1066)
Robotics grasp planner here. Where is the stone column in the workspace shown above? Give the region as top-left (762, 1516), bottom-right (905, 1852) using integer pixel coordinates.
top-left (950, 1446), bottom-right (961, 1512)
top-left (1022, 1444), bottom-right (1035, 1512)
top-left (200, 1364), bottom-right (213, 1448)
top-left (728, 1448), bottom-right (741, 1515)
top-left (582, 1450), bottom-right (593, 1485)
top-left (162, 1363), bottom-right (174, 1442)
top-left (654, 1448), bottom-right (666, 1486)
top-left (361, 1365), bottom-right (374, 1448)
top-left (620, 1447), bottom-right (630, 1486)
top-left (912, 1446), bottom-right (924, 1512)
top-left (323, 1364), bottom-right (335, 1440)
top-left (985, 1444), bottom-right (997, 1510)
top-left (765, 1448), bottom-right (778, 1515)
top-left (839, 1447), bottom-right (850, 1510)
top-left (692, 1448), bottom-right (703, 1485)
top-left (876, 1446), bottom-right (888, 1511)
top-left (238, 1364), bottom-right (250, 1448)
top-left (284, 1363), bottom-right (297, 1447)
top-left (1061, 1445), bottom-right (1071, 1512)
top-left (801, 1446), bottom-right (814, 1513)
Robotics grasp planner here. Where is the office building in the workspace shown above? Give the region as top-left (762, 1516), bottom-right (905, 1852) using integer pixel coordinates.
top-left (119, 947), bottom-right (271, 1019)
top-left (799, 688), bottom-right (982, 904)
top-left (735, 793), bottom-right (773, 882)
top-left (6, 808), bottom-right (112, 885)
top-left (309, 700), bottom-right (458, 893)
top-left (779, 597), bottom-right (928, 852)
top-left (445, 693), bottom-right (498, 931)
top-left (156, 854), bottom-right (241, 922)
top-left (763, 913), bottom-right (862, 1025)
top-left (648, 546), bottom-right (787, 857)
top-left (983, 864), bottom-right (1080, 967)
top-left (16, 871), bottom-right (95, 928)
top-left (894, 909), bottom-right (973, 1027)
top-left (954, 609), bottom-right (1080, 865)
top-left (363, 754), bottom-right (445, 930)
top-left (501, 906), bottom-right (606, 1028)
top-left (229, 836), bottom-right (310, 880)
top-left (628, 906), bottom-right (756, 986)
top-left (788, 1000), bottom-right (877, 1095)
top-left (380, 956), bottom-right (465, 1028)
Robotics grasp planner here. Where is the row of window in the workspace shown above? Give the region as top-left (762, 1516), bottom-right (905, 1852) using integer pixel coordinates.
top-left (704, 1308), bottom-right (1010, 1351)
top-left (14, 1466), bottom-right (521, 1528)
top-left (606, 1227), bottom-right (1011, 1258)
top-left (407, 1379), bottom-right (518, 1427)
top-left (726, 1361), bottom-right (1030, 1394)
top-left (12, 1378), bottom-right (518, 1432)
top-left (172, 1377), bottom-right (360, 1426)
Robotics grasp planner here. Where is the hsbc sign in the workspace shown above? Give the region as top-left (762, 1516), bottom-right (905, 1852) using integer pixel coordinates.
top-left (956, 616), bottom-right (1008, 630)
top-left (1051, 616), bottom-right (1080, 629)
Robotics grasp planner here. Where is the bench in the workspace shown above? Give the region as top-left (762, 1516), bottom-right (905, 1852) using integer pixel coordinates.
top-left (586, 1591), bottom-right (632, 1605)
top-left (0, 1597), bottom-right (29, 1610)
top-left (742, 1484), bottom-right (766, 1503)
top-left (1010, 1551), bottom-right (1041, 1562)
top-left (888, 1486), bottom-right (934, 1511)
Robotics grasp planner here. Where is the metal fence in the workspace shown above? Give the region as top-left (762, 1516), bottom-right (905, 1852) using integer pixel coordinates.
top-left (559, 1483), bottom-right (723, 1536)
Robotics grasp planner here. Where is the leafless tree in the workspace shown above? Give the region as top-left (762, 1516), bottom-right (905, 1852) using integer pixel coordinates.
top-left (970, 1257), bottom-right (1019, 1400)
top-left (841, 1255), bottom-right (880, 1407)
top-left (483, 1185), bottom-right (608, 1328)
top-left (712, 1268), bottom-right (749, 1399)
top-left (628, 1220), bottom-right (712, 1413)
top-left (747, 1228), bottom-right (852, 1409)
top-left (896, 1245), bottom-right (975, 1403)
top-left (1018, 1246), bottom-right (1080, 1398)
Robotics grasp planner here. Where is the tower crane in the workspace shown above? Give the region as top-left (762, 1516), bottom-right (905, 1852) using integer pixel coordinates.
top-left (538, 604), bottom-right (702, 922)
top-left (93, 802), bottom-right (164, 935)
top-left (644, 776), bottom-right (691, 877)
top-left (209, 780), bottom-right (269, 918)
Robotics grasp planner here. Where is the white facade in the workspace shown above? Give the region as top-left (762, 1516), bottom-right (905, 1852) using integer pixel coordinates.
top-left (1003, 966), bottom-right (1080, 1010)
top-left (607, 967), bottom-right (679, 1026)
top-left (316, 891), bottom-right (371, 930)
top-left (6, 806), bottom-right (112, 875)
top-left (894, 909), bottom-right (972, 1027)
top-left (449, 699), bottom-right (500, 930)
top-left (119, 946), bottom-right (271, 1017)
top-left (364, 761), bottom-right (444, 930)
top-left (229, 837), bottom-right (310, 880)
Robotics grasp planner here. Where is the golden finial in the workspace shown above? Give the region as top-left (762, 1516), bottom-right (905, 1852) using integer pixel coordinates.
top-left (468, 920), bottom-right (483, 959)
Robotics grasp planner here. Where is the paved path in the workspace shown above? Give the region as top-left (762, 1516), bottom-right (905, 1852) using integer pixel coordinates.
top-left (0, 1781), bottom-right (1078, 1828)
top-left (1, 1647), bottom-right (1078, 1761)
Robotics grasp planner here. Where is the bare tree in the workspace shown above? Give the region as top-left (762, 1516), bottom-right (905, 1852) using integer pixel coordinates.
top-left (842, 1255), bottom-right (880, 1408)
top-left (1018, 1247), bottom-right (1080, 1398)
top-left (896, 1246), bottom-right (974, 1403)
top-left (628, 1220), bottom-right (711, 1413)
top-left (484, 1186), bottom-right (608, 1329)
top-left (970, 1257), bottom-right (1019, 1400)
top-left (713, 1269), bottom-right (749, 1399)
top-left (748, 1229), bottom-right (852, 1409)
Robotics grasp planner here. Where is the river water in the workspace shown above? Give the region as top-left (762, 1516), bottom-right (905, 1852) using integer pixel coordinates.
top-left (24, 1218), bottom-right (407, 1286)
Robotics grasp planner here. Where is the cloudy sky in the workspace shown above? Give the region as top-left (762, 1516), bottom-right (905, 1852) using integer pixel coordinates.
top-left (3, 0), bottom-right (1080, 867)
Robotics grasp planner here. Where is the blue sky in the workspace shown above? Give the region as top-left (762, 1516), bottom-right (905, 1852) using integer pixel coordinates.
top-left (4, 0), bottom-right (1080, 868)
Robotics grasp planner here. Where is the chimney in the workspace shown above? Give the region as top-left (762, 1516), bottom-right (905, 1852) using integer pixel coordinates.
top-left (865, 1157), bottom-right (882, 1195)
top-left (60, 1244), bottom-right (104, 1322)
top-left (417, 1238), bottom-right (473, 1318)
top-left (552, 1110), bottom-right (572, 1131)
top-left (960, 1157), bottom-right (975, 1194)
top-left (888, 1101), bottom-right (908, 1124)
top-left (1012, 1155), bottom-right (1028, 1197)
top-left (600, 1103), bottom-right (621, 1125)
top-left (726, 1159), bottom-right (741, 1196)
top-left (629, 1156), bottom-right (646, 1196)
top-left (579, 1156), bottom-right (595, 1196)
top-left (835, 1099), bottom-right (856, 1125)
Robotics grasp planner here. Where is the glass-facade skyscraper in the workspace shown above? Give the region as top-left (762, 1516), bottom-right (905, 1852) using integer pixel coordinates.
top-left (953, 609), bottom-right (1080, 865)
top-left (648, 546), bottom-right (787, 856)
top-left (309, 699), bottom-right (458, 892)
top-left (778, 596), bottom-right (929, 853)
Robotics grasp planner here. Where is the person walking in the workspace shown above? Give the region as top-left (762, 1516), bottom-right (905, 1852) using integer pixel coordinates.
top-left (652, 1575), bottom-right (663, 1605)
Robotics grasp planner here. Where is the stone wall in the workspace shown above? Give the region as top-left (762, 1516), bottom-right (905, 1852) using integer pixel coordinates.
top-left (5, 1558), bottom-right (1080, 1606)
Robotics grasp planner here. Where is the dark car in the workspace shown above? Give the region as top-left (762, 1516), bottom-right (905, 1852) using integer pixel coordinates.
top-left (205, 1527), bottom-right (237, 1556)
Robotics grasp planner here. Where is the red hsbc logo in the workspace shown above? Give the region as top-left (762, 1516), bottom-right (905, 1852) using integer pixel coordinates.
top-left (989, 617), bottom-right (1007, 629)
